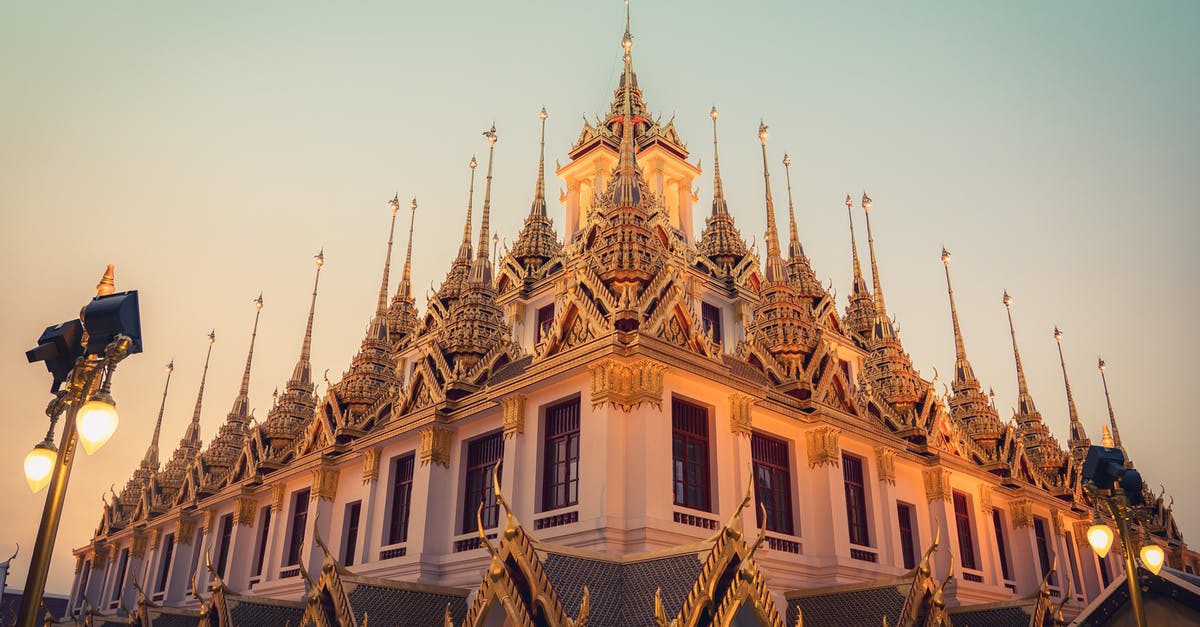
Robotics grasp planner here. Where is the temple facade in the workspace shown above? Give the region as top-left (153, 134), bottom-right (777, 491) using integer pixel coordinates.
top-left (62, 9), bottom-right (1194, 627)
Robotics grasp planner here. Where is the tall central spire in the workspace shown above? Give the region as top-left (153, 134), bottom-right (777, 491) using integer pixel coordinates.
top-left (1098, 358), bottom-right (1128, 459)
top-left (459, 158), bottom-right (478, 263)
top-left (610, 15), bottom-right (644, 210)
top-left (1002, 291), bottom-right (1037, 416)
top-left (469, 125), bottom-right (498, 286)
top-left (941, 249), bottom-right (976, 386)
top-left (862, 193), bottom-right (887, 315)
top-left (781, 154), bottom-right (822, 297)
top-left (843, 195), bottom-right (875, 339)
top-left (140, 360), bottom-right (174, 470)
top-left (1054, 327), bottom-right (1090, 461)
top-left (398, 197), bottom-right (417, 301)
top-left (291, 251), bottom-right (323, 386)
top-left (532, 108), bottom-right (548, 218)
top-left (227, 294), bottom-right (263, 424)
top-left (710, 107), bottom-right (727, 216)
top-left (181, 331), bottom-right (215, 450)
top-left (758, 121), bottom-right (787, 284)
top-left (378, 195), bottom-right (401, 314)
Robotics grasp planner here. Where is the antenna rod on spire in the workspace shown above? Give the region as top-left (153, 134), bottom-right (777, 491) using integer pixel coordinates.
top-left (941, 249), bottom-right (969, 371)
top-left (299, 251), bottom-right (324, 369)
top-left (186, 331), bottom-right (217, 444)
top-left (846, 195), bottom-right (867, 292)
top-left (531, 107), bottom-right (549, 217)
top-left (459, 157), bottom-right (478, 261)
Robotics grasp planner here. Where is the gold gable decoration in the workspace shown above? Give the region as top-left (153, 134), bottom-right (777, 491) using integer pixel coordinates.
top-left (502, 394), bottom-right (527, 438)
top-left (361, 447), bottom-right (381, 484)
top-left (234, 495), bottom-right (257, 527)
top-left (589, 358), bottom-right (666, 412)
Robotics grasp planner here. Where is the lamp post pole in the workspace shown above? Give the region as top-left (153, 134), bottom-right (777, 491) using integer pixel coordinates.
top-left (16, 357), bottom-right (104, 627)
top-left (1091, 485), bottom-right (1147, 627)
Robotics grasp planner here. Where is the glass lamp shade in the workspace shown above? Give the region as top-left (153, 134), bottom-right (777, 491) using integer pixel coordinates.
top-left (1140, 543), bottom-right (1165, 575)
top-left (24, 442), bottom-right (57, 492)
top-left (76, 393), bottom-right (119, 455)
top-left (1088, 522), bottom-right (1115, 558)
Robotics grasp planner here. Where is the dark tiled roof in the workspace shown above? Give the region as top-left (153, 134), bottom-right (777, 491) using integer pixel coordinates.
top-left (949, 605), bottom-right (1030, 627)
top-left (787, 585), bottom-right (908, 627)
top-left (346, 583), bottom-right (468, 627)
top-left (228, 599), bottom-right (304, 626)
top-left (723, 355), bottom-right (773, 387)
top-left (149, 611), bottom-right (201, 627)
top-left (488, 356), bottom-right (531, 386)
top-left (0, 591), bottom-right (70, 625)
top-left (541, 552), bottom-right (704, 627)
top-left (1170, 566), bottom-right (1200, 588)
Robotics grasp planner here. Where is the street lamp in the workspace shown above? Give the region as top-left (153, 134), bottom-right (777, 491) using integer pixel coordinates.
top-left (16, 266), bottom-right (142, 627)
top-left (1081, 444), bottom-right (1161, 627)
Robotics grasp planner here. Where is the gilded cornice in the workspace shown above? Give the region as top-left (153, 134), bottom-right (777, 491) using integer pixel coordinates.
top-left (729, 393), bottom-right (755, 437)
top-left (311, 466), bottom-right (339, 502)
top-left (501, 395), bottom-right (527, 438)
top-left (131, 533), bottom-right (148, 558)
top-left (804, 426), bottom-right (841, 469)
top-left (234, 497), bottom-right (257, 527)
top-left (922, 468), bottom-right (953, 503)
top-left (874, 446), bottom-right (897, 485)
top-left (271, 483), bottom-right (286, 512)
top-left (361, 448), bottom-right (381, 484)
top-left (419, 425), bottom-right (453, 467)
top-left (176, 516), bottom-right (197, 544)
top-left (588, 358), bottom-right (666, 412)
top-left (1010, 498), bottom-right (1033, 528)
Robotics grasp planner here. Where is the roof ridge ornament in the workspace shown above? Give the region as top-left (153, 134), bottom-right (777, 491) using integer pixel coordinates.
top-left (758, 121), bottom-right (787, 284)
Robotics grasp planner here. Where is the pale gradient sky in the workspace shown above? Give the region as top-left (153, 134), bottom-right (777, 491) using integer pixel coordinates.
top-left (1, 1), bottom-right (1197, 594)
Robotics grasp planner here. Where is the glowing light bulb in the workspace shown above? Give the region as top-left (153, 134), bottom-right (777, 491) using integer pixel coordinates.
top-left (24, 441), bottom-right (57, 492)
top-left (1088, 521), bottom-right (1115, 559)
top-left (1140, 542), bottom-right (1165, 575)
top-left (76, 392), bottom-right (119, 455)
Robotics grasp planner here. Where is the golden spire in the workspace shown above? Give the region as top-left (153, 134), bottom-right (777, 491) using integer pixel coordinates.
top-left (398, 198), bottom-right (417, 300)
top-left (223, 294), bottom-right (262, 426)
top-left (710, 106), bottom-right (727, 215)
top-left (782, 154), bottom-right (801, 260)
top-left (96, 264), bottom-right (116, 296)
top-left (469, 126), bottom-right (498, 286)
top-left (184, 331), bottom-right (216, 446)
top-left (140, 360), bottom-right (174, 470)
top-left (610, 17), bottom-right (644, 210)
top-left (861, 193), bottom-right (886, 315)
top-left (846, 195), bottom-right (870, 299)
top-left (377, 195), bottom-right (401, 315)
top-left (941, 248), bottom-right (977, 386)
top-left (1098, 357), bottom-right (1126, 453)
top-left (530, 107), bottom-right (549, 218)
top-left (291, 251), bottom-right (323, 386)
top-left (1002, 291), bottom-right (1037, 416)
top-left (758, 121), bottom-right (787, 283)
top-left (1054, 327), bottom-right (1090, 458)
top-left (1101, 424), bottom-right (1115, 448)
top-left (459, 157), bottom-right (478, 262)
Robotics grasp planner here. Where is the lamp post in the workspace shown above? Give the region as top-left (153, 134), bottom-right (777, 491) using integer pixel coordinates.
top-left (1081, 444), bottom-right (1166, 627)
top-left (16, 267), bottom-right (142, 627)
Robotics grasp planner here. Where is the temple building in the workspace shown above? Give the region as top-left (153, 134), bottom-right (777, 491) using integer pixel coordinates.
top-left (61, 8), bottom-right (1196, 627)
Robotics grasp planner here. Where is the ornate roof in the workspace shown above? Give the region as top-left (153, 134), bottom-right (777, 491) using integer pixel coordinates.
top-left (260, 252), bottom-right (323, 462)
top-left (507, 107), bottom-right (563, 283)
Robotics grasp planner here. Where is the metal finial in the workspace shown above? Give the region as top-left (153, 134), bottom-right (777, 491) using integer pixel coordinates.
top-left (388, 194), bottom-right (400, 216)
top-left (941, 247), bottom-right (951, 265)
top-left (758, 120), bottom-right (768, 144)
top-left (710, 105), bottom-right (718, 121)
top-left (1053, 326), bottom-right (1063, 342)
top-left (96, 264), bottom-right (116, 296)
top-left (254, 292), bottom-right (264, 311)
